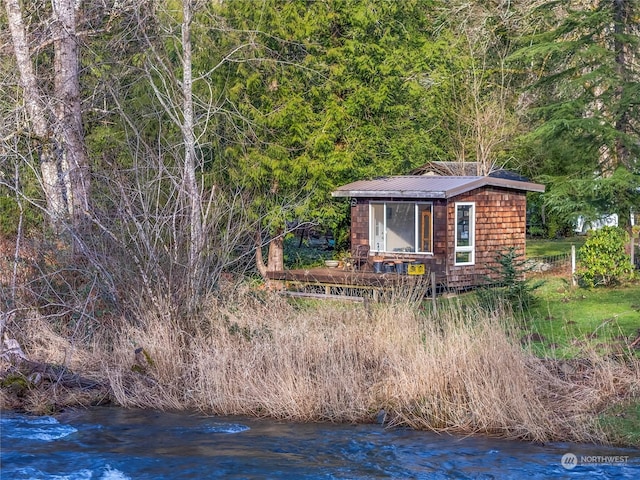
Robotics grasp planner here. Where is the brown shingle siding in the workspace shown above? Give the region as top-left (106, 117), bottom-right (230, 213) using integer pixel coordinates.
top-left (344, 186), bottom-right (531, 289)
top-left (443, 187), bottom-right (528, 288)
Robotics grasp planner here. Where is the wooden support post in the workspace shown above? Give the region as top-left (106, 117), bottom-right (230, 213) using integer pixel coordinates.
top-left (571, 244), bottom-right (576, 286)
top-left (431, 271), bottom-right (437, 314)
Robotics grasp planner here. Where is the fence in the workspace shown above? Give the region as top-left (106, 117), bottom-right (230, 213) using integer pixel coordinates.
top-left (527, 239), bottom-right (640, 287)
top-left (526, 251), bottom-right (573, 276)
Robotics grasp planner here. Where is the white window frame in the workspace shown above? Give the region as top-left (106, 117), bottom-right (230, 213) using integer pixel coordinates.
top-left (454, 202), bottom-right (475, 265)
top-left (369, 202), bottom-right (433, 254)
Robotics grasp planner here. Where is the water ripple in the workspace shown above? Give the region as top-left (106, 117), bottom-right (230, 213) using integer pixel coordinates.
top-left (1, 414), bottom-right (78, 441)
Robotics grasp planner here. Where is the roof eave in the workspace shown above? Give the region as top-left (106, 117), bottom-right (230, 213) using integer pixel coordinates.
top-left (331, 177), bottom-right (546, 198)
top-left (332, 190), bottom-right (448, 199)
top-left (487, 177), bottom-right (546, 193)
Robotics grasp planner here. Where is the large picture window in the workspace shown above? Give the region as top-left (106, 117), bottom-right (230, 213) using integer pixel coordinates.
top-left (370, 202), bottom-right (433, 254)
top-left (455, 202), bottom-right (475, 265)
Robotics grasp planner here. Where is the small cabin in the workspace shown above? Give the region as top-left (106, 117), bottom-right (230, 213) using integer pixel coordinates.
top-left (332, 175), bottom-right (545, 289)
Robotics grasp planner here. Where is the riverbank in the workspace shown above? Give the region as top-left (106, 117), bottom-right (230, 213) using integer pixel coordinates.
top-left (2, 291), bottom-right (639, 447)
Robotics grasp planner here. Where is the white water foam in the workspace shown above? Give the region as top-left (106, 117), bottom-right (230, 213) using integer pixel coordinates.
top-left (170, 422), bottom-right (251, 434)
top-left (1, 415), bottom-right (78, 441)
top-left (100, 465), bottom-right (132, 480)
top-left (8, 467), bottom-right (93, 479)
top-left (203, 423), bottom-right (250, 433)
top-left (8, 465), bottom-right (131, 480)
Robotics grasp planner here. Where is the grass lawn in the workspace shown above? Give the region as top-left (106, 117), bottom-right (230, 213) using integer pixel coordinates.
top-left (522, 234), bottom-right (638, 356)
top-left (482, 273), bottom-right (639, 445)
top-left (522, 276), bottom-right (640, 358)
top-left (526, 236), bottom-right (586, 258)
top-left (521, 275), bottom-right (639, 445)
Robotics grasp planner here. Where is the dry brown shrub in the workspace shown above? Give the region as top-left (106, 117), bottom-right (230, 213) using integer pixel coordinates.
top-left (13, 312), bottom-right (99, 372)
top-left (6, 288), bottom-right (639, 444)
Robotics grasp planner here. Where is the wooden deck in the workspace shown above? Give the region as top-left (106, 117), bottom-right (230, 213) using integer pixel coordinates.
top-left (266, 267), bottom-right (439, 300)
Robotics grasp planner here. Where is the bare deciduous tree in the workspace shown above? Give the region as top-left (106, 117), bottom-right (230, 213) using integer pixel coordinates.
top-left (440, 1), bottom-right (521, 175)
top-left (5, 0), bottom-right (90, 232)
top-left (177, 0), bottom-right (206, 302)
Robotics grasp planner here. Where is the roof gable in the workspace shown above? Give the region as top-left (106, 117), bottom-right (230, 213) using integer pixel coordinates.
top-left (410, 161), bottom-right (532, 182)
top-left (332, 175), bottom-right (545, 199)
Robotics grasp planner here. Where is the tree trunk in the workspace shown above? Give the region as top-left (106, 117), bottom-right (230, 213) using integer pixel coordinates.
top-left (267, 230), bottom-right (284, 272)
top-left (181, 0), bottom-right (204, 298)
top-left (5, 0), bottom-right (90, 232)
top-left (612, 0), bottom-right (634, 170)
top-left (5, 0), bottom-right (64, 226)
top-left (255, 230), bottom-right (268, 278)
top-left (255, 229), bottom-right (284, 291)
top-left (52, 0), bottom-right (91, 229)
top-left (255, 229), bottom-right (284, 279)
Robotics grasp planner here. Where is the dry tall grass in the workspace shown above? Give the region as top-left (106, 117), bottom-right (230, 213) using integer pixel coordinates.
top-left (6, 289), bottom-right (639, 444)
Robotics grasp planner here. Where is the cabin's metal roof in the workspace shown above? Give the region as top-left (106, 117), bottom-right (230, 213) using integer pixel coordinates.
top-left (331, 175), bottom-right (545, 199)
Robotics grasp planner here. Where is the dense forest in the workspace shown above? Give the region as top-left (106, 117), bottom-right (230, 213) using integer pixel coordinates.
top-left (1, 0), bottom-right (639, 319)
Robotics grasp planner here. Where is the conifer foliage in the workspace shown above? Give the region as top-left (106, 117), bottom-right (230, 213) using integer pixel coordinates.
top-left (512, 0), bottom-right (640, 226)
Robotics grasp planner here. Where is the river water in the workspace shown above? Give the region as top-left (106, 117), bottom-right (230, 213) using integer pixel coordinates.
top-left (1, 407), bottom-right (638, 479)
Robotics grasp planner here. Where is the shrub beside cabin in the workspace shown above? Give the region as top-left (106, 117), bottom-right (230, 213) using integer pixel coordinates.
top-left (332, 174), bottom-right (545, 289)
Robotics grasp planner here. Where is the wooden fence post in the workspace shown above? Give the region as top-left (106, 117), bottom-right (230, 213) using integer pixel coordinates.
top-left (431, 271), bottom-right (437, 314)
top-left (571, 244), bottom-right (576, 286)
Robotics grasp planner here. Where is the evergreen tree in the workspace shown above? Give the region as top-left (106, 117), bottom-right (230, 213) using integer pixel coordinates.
top-left (208, 0), bottom-right (453, 272)
top-left (511, 0), bottom-right (640, 228)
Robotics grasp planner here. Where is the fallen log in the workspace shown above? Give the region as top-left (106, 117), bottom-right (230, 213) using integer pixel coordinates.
top-left (1, 334), bottom-right (110, 413)
top-left (4, 359), bottom-right (104, 391)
